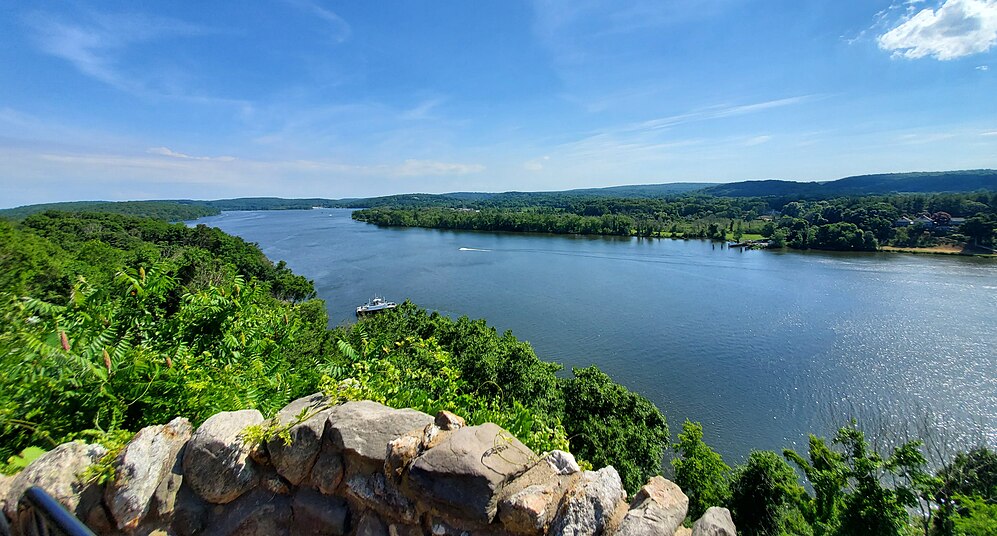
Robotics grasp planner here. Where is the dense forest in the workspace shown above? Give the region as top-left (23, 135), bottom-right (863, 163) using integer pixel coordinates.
top-left (0, 210), bottom-right (994, 534)
top-left (0, 201), bottom-right (221, 222)
top-left (704, 170), bottom-right (997, 198)
top-left (354, 191), bottom-right (997, 253)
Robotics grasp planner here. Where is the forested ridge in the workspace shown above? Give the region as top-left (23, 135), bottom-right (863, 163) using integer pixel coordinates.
top-left (1, 211), bottom-right (994, 534)
top-left (354, 191), bottom-right (997, 253)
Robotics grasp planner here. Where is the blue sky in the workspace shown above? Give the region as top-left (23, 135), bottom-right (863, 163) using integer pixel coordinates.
top-left (1, 0), bottom-right (995, 207)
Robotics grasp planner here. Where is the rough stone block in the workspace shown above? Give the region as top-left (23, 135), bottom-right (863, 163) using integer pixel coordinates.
top-left (407, 422), bottom-right (534, 524)
top-left (549, 467), bottom-right (627, 536)
top-left (291, 487), bottom-right (349, 536)
top-left (326, 401), bottom-right (433, 476)
top-left (202, 488), bottom-right (291, 536)
top-left (2, 441), bottom-right (107, 520)
top-left (268, 393), bottom-right (334, 486)
top-left (183, 409), bottom-right (263, 504)
top-left (616, 477), bottom-right (688, 536)
top-left (691, 507), bottom-right (736, 536)
top-left (106, 417), bottom-right (193, 530)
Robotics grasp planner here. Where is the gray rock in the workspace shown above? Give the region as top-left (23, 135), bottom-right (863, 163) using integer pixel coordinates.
top-left (268, 393), bottom-right (333, 486)
top-left (691, 507), bottom-right (736, 536)
top-left (307, 444), bottom-right (344, 495)
top-left (0, 475), bottom-right (12, 520)
top-left (326, 401), bottom-right (433, 476)
top-left (616, 477), bottom-right (688, 536)
top-left (202, 488), bottom-right (291, 536)
top-left (407, 422), bottom-right (534, 524)
top-left (545, 451), bottom-right (580, 476)
top-left (345, 472), bottom-right (418, 524)
top-left (169, 485), bottom-right (209, 536)
top-left (151, 464), bottom-right (184, 519)
top-left (290, 487), bottom-right (349, 536)
top-left (183, 409), bottom-right (263, 504)
top-left (355, 511), bottom-right (388, 536)
top-left (106, 417), bottom-right (193, 530)
top-left (549, 467), bottom-right (627, 536)
top-left (499, 453), bottom-right (579, 534)
top-left (2, 441), bottom-right (107, 520)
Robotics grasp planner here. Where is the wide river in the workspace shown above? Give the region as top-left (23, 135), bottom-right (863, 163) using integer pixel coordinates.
top-left (193, 209), bottom-right (997, 463)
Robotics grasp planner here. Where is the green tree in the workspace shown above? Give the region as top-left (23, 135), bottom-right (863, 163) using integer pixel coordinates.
top-left (729, 450), bottom-right (808, 536)
top-left (561, 366), bottom-right (669, 494)
top-left (672, 420), bottom-right (731, 520)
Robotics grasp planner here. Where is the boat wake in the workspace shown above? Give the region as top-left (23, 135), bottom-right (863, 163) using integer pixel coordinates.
top-left (459, 247), bottom-right (491, 252)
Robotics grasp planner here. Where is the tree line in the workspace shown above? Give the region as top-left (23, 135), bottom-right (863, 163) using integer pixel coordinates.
top-left (353, 191), bottom-right (997, 252)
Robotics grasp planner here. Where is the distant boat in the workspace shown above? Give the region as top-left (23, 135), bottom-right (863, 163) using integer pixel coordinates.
top-left (356, 296), bottom-right (397, 317)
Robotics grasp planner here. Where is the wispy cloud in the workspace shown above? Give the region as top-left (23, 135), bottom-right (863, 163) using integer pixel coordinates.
top-left (621, 95), bottom-right (816, 134)
top-left (282, 0), bottom-right (351, 42)
top-left (22, 9), bottom-right (251, 111)
top-left (744, 135), bottom-right (772, 146)
top-left (878, 0), bottom-right (997, 60)
top-left (21, 146), bottom-right (482, 180)
top-left (147, 147), bottom-right (236, 161)
top-left (524, 156), bottom-right (550, 171)
top-left (25, 11), bottom-right (203, 89)
top-left (400, 97), bottom-right (447, 121)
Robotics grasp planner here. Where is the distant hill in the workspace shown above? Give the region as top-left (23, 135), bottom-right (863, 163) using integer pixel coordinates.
top-left (5, 171), bottom-right (993, 220)
top-left (0, 200), bottom-right (220, 221)
top-left (703, 170), bottom-right (997, 197)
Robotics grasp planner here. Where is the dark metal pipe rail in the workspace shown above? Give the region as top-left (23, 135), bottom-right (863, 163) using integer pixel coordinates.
top-left (15, 486), bottom-right (96, 536)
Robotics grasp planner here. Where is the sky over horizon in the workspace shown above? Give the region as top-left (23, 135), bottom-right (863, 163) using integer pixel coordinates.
top-left (1, 0), bottom-right (996, 207)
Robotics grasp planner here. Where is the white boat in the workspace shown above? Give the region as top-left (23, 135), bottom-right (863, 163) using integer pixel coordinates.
top-left (356, 296), bottom-right (397, 316)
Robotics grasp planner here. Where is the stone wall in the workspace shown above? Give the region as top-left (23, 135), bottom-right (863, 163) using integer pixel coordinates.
top-left (0, 394), bottom-right (736, 536)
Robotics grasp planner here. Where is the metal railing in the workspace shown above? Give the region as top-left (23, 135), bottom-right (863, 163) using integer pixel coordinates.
top-left (10, 486), bottom-right (96, 536)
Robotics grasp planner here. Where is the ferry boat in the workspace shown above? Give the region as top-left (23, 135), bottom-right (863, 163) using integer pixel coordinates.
top-left (356, 296), bottom-right (397, 317)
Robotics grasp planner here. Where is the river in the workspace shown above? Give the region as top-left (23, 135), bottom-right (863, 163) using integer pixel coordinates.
top-left (192, 208), bottom-right (997, 463)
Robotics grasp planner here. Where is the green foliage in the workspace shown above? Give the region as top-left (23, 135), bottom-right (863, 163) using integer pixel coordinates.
top-left (561, 366), bottom-right (669, 494)
top-left (934, 447), bottom-right (997, 535)
top-left (948, 495), bottom-right (997, 536)
top-left (75, 429), bottom-right (134, 485)
top-left (334, 303), bottom-right (668, 492)
top-left (319, 334), bottom-right (568, 456)
top-left (729, 450), bottom-right (808, 536)
top-left (1, 446), bottom-right (47, 475)
top-left (782, 423), bottom-right (938, 536)
top-left (353, 190), bottom-right (996, 253)
top-left (672, 420), bottom-right (731, 520)
top-left (0, 201), bottom-right (219, 222)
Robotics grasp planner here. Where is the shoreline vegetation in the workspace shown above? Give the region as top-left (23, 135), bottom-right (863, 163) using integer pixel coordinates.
top-left (0, 210), bottom-right (994, 534)
top-left (2, 171), bottom-right (996, 259)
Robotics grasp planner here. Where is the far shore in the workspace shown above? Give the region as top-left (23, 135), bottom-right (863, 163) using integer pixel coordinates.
top-left (880, 245), bottom-right (995, 257)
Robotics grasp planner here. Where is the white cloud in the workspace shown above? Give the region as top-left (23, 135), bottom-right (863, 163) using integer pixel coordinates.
top-left (621, 95), bottom-right (816, 134)
top-left (981, 130), bottom-right (997, 135)
top-left (978, 64), bottom-right (991, 69)
top-left (744, 135), bottom-right (772, 146)
top-left (524, 156), bottom-right (550, 171)
top-left (878, 0), bottom-right (997, 60)
top-left (394, 159), bottom-right (485, 176)
top-left (23, 10), bottom-right (251, 111)
top-left (147, 147), bottom-right (236, 161)
top-left (282, 0), bottom-right (351, 43)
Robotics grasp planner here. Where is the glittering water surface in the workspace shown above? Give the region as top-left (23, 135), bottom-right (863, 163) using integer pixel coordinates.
top-left (194, 209), bottom-right (997, 461)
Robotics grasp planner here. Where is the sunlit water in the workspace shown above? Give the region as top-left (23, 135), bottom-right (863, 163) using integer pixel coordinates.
top-left (192, 209), bottom-right (997, 463)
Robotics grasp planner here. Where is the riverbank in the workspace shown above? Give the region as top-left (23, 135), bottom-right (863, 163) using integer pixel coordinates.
top-left (880, 244), bottom-right (996, 257)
